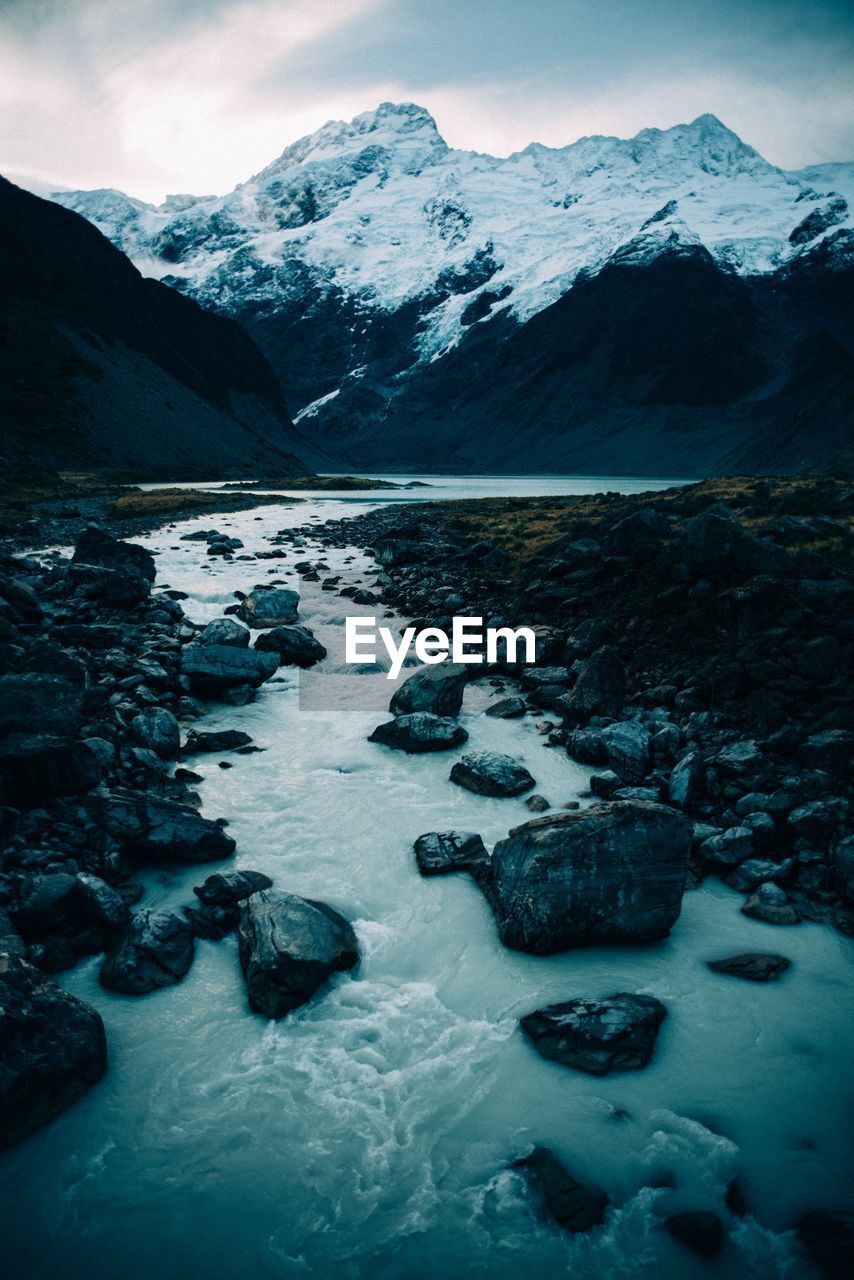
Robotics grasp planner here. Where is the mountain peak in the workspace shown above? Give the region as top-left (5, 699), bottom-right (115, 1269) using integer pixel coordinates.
top-left (355, 100), bottom-right (441, 134)
top-left (268, 101), bottom-right (447, 176)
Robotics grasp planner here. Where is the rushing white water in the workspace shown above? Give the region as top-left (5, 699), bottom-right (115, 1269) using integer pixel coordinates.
top-left (3, 481), bottom-right (852, 1280)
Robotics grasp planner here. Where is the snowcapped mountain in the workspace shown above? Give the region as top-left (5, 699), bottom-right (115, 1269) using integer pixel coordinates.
top-left (48, 103), bottom-right (854, 474)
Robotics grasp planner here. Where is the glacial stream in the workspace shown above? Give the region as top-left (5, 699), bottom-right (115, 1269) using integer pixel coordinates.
top-left (3, 478), bottom-right (852, 1280)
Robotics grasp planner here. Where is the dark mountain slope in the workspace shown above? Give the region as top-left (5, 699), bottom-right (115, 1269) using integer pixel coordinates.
top-left (0, 177), bottom-right (312, 477)
top-left (315, 237), bottom-right (853, 475)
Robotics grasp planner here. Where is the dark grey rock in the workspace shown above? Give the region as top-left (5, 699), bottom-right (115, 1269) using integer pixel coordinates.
top-left (254, 625), bottom-right (327, 667)
top-left (613, 786), bottom-right (660, 803)
top-left (566, 729), bottom-right (609, 765)
top-left (716, 739), bottom-right (765, 777)
top-left (183, 902), bottom-right (239, 939)
top-left (513, 1147), bottom-right (608, 1233)
top-left (0, 953), bottom-right (107, 1148)
top-left (0, 574), bottom-right (42, 624)
top-left (96, 788), bottom-right (236, 862)
top-left (485, 696), bottom-right (527, 718)
top-left (12, 873), bottom-right (80, 938)
top-left (664, 1210), bottom-right (724, 1259)
top-left (100, 909), bottom-right (194, 994)
top-left (799, 730), bottom-right (854, 773)
top-left (389, 663), bottom-right (469, 717)
top-left (796, 1210), bottom-right (854, 1280)
top-left (727, 858), bottom-right (786, 893)
top-left (130, 707), bottom-right (181, 760)
top-left (75, 874), bottom-right (127, 929)
top-left (742, 882), bottom-right (800, 926)
top-left (66, 563), bottom-right (150, 608)
top-left (681, 511), bottom-right (787, 581)
top-left (521, 993), bottom-right (666, 1074)
top-left (237, 588), bottom-right (299, 628)
top-left (669, 751), bottom-right (703, 807)
top-left (194, 869), bottom-right (273, 906)
top-left (200, 617), bottom-right (250, 647)
top-left (180, 643), bottom-right (279, 694)
top-left (558, 646), bottom-right (624, 720)
top-left (707, 953), bottom-right (791, 981)
top-left (789, 798), bottom-right (848, 844)
top-left (600, 721), bottom-right (651, 783)
top-left (450, 751), bottom-right (536, 797)
top-left (487, 802), bottom-right (690, 953)
top-left (238, 890), bottom-right (358, 1018)
top-left (182, 729), bottom-right (254, 755)
top-left (369, 713), bottom-right (468, 754)
top-left (413, 831), bottom-right (489, 876)
top-left (589, 770), bottom-right (622, 798)
top-left (72, 526), bottom-right (155, 581)
top-left (699, 826), bottom-right (754, 868)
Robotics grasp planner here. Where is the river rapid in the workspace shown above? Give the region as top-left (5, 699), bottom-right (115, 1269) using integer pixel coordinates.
top-left (2, 477), bottom-right (852, 1280)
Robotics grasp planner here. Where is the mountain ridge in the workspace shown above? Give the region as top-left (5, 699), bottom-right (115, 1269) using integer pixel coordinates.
top-left (0, 177), bottom-right (313, 478)
top-left (40, 104), bottom-right (854, 475)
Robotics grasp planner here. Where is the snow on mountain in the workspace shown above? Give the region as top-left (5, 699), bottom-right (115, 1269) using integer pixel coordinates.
top-left (48, 102), bottom-right (852, 408)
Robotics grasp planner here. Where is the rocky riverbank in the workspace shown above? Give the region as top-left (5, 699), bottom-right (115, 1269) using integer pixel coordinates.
top-left (1, 476), bottom-right (852, 1276)
top-left (0, 520), bottom-right (350, 1147)
top-left (311, 474), bottom-right (853, 935)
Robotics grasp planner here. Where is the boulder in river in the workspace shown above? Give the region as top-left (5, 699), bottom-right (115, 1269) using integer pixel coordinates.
top-left (520, 993), bottom-right (667, 1075)
top-left (485, 696), bottom-right (527, 719)
top-left (664, 1210), bottom-right (724, 1259)
top-left (130, 707), bottom-right (181, 760)
top-left (707, 953), bottom-right (791, 982)
top-left (741, 882), bottom-right (800, 926)
top-left (796, 1210), bottom-right (854, 1280)
top-left (187, 871), bottom-right (274, 940)
top-left (389, 663), bottom-right (468, 717)
top-left (449, 751), bottom-right (536, 797)
top-left (513, 1146), bottom-right (608, 1233)
top-left (238, 890), bottom-right (359, 1018)
top-left (72, 526), bottom-right (155, 581)
top-left (413, 831), bottom-right (489, 877)
top-left (100, 909), bottom-right (194, 995)
top-left (0, 954), bottom-right (107, 1148)
top-left (194, 869), bottom-right (273, 906)
top-left (67, 563), bottom-right (150, 608)
top-left (180, 643), bottom-right (279, 695)
top-left (75, 874), bottom-right (127, 929)
top-left (369, 713), bottom-right (469, 754)
top-left (237, 588), bottom-right (299, 628)
top-left (487, 801), bottom-right (690, 953)
top-left (200, 617), bottom-right (250, 647)
top-left (254, 625), bottom-right (327, 668)
top-left (96, 788), bottom-right (236, 862)
top-left (182, 729), bottom-right (254, 755)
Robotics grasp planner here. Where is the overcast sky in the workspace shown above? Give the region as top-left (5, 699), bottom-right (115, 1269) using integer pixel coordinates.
top-left (1, 0), bottom-right (852, 202)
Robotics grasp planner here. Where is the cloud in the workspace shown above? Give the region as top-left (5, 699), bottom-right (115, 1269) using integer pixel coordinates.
top-left (1, 0), bottom-right (852, 199)
top-left (0, 0), bottom-right (392, 197)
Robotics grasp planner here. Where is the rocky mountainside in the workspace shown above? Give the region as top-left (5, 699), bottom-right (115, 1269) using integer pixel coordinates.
top-left (49, 104), bottom-right (854, 474)
top-left (0, 177), bottom-right (312, 478)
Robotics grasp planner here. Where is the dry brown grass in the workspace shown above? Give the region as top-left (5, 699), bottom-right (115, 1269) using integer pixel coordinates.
top-left (426, 475), bottom-right (853, 577)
